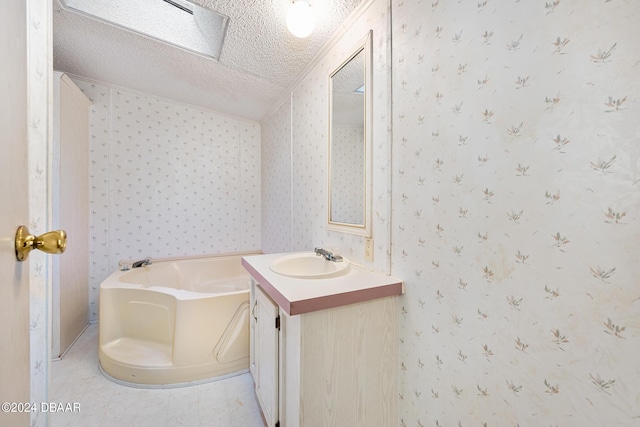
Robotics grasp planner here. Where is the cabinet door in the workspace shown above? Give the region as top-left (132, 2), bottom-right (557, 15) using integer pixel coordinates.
top-left (254, 285), bottom-right (279, 427)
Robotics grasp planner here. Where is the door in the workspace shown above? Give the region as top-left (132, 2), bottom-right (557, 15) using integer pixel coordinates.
top-left (53, 73), bottom-right (91, 357)
top-left (0, 1), bottom-right (32, 426)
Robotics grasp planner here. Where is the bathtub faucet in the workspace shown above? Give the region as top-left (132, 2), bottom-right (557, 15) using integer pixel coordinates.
top-left (314, 247), bottom-right (343, 262)
top-left (131, 257), bottom-right (152, 268)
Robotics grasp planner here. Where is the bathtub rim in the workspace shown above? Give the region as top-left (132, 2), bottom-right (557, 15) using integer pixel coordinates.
top-left (117, 250), bottom-right (262, 267)
top-left (101, 251), bottom-right (261, 299)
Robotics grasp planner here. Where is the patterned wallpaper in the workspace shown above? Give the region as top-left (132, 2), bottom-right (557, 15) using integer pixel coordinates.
top-left (72, 78), bottom-right (261, 322)
top-left (261, 96), bottom-right (292, 254)
top-left (27, 1), bottom-right (52, 425)
top-left (65, 0), bottom-right (638, 424)
top-left (261, 0), bottom-right (639, 425)
top-left (261, 0), bottom-right (392, 273)
top-left (392, 1), bottom-right (639, 426)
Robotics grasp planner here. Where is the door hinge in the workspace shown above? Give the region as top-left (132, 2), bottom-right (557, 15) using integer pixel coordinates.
top-left (275, 315), bottom-right (280, 330)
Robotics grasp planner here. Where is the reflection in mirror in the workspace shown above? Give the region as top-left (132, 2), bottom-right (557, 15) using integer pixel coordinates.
top-left (330, 49), bottom-right (365, 224)
top-left (328, 31), bottom-right (371, 237)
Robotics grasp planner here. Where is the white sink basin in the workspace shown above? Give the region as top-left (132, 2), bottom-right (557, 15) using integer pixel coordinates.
top-left (269, 252), bottom-right (350, 279)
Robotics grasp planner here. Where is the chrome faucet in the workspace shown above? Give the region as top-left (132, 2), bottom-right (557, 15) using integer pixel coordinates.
top-left (314, 247), bottom-right (343, 262)
top-left (119, 258), bottom-right (152, 271)
top-left (131, 257), bottom-right (152, 268)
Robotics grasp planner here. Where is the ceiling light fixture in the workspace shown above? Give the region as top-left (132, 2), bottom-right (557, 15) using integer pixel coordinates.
top-left (286, 0), bottom-right (315, 38)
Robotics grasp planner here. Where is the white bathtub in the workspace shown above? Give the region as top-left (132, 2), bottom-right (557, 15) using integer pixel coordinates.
top-left (99, 253), bottom-right (256, 387)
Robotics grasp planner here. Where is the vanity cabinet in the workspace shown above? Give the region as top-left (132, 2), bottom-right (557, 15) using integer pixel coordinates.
top-left (249, 278), bottom-right (399, 427)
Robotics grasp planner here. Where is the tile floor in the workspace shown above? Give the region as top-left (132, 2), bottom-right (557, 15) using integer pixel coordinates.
top-left (50, 324), bottom-right (265, 427)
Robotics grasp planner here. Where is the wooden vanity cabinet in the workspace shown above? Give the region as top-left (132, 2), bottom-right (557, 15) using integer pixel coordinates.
top-left (250, 279), bottom-right (398, 427)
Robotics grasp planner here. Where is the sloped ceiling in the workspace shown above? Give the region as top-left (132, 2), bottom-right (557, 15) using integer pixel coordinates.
top-left (53, 0), bottom-right (364, 122)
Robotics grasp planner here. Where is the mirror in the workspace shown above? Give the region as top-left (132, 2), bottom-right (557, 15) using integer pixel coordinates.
top-left (328, 31), bottom-right (372, 236)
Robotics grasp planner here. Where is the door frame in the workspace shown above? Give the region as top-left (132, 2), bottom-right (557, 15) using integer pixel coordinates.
top-left (26, 0), bottom-right (54, 425)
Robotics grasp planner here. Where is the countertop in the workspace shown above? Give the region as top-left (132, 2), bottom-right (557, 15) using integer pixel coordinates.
top-left (241, 252), bottom-right (404, 315)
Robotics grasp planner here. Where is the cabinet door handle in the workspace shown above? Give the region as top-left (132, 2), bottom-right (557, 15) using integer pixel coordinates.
top-left (252, 300), bottom-right (258, 321)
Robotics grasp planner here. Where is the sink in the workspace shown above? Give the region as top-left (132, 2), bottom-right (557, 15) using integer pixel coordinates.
top-left (269, 252), bottom-right (350, 279)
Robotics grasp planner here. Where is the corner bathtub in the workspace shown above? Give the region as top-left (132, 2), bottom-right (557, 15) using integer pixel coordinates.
top-left (99, 254), bottom-right (255, 387)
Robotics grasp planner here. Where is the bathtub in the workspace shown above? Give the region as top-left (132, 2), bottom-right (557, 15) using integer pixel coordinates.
top-left (99, 253), bottom-right (256, 387)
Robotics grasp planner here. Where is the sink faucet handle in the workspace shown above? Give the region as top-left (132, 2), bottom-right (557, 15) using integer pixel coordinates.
top-left (118, 260), bottom-right (130, 271)
top-left (314, 247), bottom-right (343, 262)
top-left (131, 257), bottom-right (152, 268)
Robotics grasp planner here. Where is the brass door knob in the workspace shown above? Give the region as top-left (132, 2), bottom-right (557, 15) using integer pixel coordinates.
top-left (15, 225), bottom-right (67, 262)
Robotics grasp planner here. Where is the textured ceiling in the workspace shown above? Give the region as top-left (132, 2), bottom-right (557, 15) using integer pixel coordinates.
top-left (53, 0), bottom-right (364, 122)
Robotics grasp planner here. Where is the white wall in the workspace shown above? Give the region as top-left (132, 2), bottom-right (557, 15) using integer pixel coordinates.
top-left (73, 77), bottom-right (261, 322)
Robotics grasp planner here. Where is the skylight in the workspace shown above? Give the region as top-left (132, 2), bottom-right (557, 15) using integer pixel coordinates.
top-left (163, 0), bottom-right (193, 14)
top-left (60, 0), bottom-right (229, 61)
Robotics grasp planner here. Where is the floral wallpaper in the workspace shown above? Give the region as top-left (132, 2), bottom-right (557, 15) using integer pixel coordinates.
top-left (392, 1), bottom-right (640, 426)
top-left (261, 0), bottom-right (638, 425)
top-left (261, 0), bottom-right (392, 273)
top-left (261, 96), bottom-right (292, 254)
top-left (72, 78), bottom-right (261, 322)
top-left (28, 1), bottom-right (52, 425)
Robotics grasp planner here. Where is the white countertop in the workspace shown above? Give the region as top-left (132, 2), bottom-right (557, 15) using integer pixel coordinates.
top-left (241, 252), bottom-right (404, 315)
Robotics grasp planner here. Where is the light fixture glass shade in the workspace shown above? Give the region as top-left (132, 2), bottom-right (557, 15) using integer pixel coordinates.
top-left (286, 1), bottom-right (315, 38)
